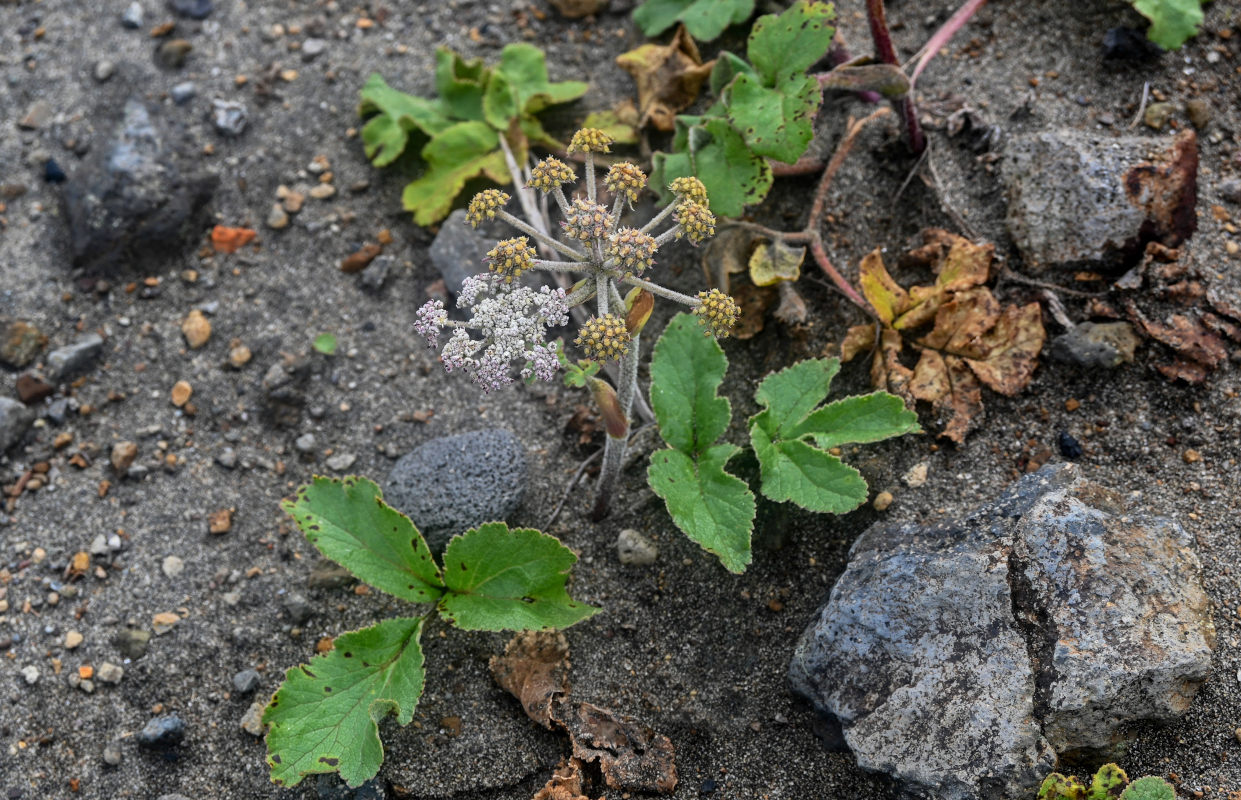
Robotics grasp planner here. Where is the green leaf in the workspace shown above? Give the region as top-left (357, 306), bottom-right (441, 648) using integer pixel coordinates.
top-left (312, 332), bottom-right (337, 355)
top-left (282, 476), bottom-right (444, 604)
top-left (1039, 773), bottom-right (1086, 800)
top-left (434, 47), bottom-right (489, 121)
top-left (494, 43), bottom-right (588, 115)
top-left (357, 73), bottom-right (452, 167)
top-left (482, 70), bottom-right (519, 130)
top-left (725, 72), bottom-right (821, 164)
top-left (710, 50), bottom-right (756, 98)
top-left (650, 313), bottom-right (732, 454)
top-left (753, 358), bottom-right (840, 439)
top-left (1119, 777), bottom-right (1177, 800)
top-left (655, 117), bottom-right (772, 217)
top-left (1132, 0), bottom-right (1205, 50)
top-left (437, 523), bottom-right (599, 631)
top-left (750, 422), bottom-right (869, 513)
top-left (746, 0), bottom-right (836, 87)
top-left (799, 392), bottom-right (921, 449)
top-left (648, 445), bottom-right (755, 573)
top-left (401, 121), bottom-right (509, 225)
top-left (633, 0), bottom-right (755, 41)
top-left (582, 109), bottom-right (639, 145)
top-left (264, 617), bottom-right (426, 788)
top-left (1087, 764), bottom-right (1128, 800)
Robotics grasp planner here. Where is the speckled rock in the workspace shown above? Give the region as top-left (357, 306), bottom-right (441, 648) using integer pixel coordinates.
top-left (0, 398), bottom-right (35, 453)
top-left (1002, 130), bottom-right (1198, 272)
top-left (790, 463), bottom-right (1214, 800)
top-left (383, 429), bottom-right (527, 553)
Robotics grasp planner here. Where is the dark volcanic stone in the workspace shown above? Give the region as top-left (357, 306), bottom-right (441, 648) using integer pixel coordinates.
top-left (167, 0), bottom-right (212, 19)
top-left (45, 334), bottom-right (105, 382)
top-left (384, 429), bottom-right (528, 553)
top-left (315, 774), bottom-right (384, 800)
top-left (789, 464), bottom-right (1214, 800)
top-left (137, 715), bottom-right (185, 749)
top-left (61, 98), bottom-right (217, 272)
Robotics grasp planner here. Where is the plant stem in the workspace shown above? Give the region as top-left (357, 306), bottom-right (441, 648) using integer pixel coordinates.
top-left (622, 275), bottom-right (700, 307)
top-left (498, 210), bottom-right (587, 262)
top-left (639, 201), bottom-right (678, 235)
top-left (865, 0), bottom-right (925, 154)
top-left (585, 152), bottom-right (596, 203)
top-left (592, 330), bottom-right (640, 521)
top-left (596, 274), bottom-right (609, 315)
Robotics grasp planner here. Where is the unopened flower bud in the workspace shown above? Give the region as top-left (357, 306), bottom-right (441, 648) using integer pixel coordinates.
top-left (607, 228), bottom-right (658, 276)
top-left (466, 189), bottom-right (511, 228)
top-left (693, 288), bottom-right (740, 337)
top-left (673, 201), bottom-right (716, 246)
top-left (668, 176), bottom-right (708, 207)
top-left (605, 162), bottom-right (647, 204)
top-left (562, 198), bottom-right (611, 242)
top-left (485, 237), bottom-right (536, 283)
top-left (528, 157), bottom-right (576, 193)
top-left (567, 127), bottom-right (613, 154)
top-left (575, 314), bottom-right (631, 361)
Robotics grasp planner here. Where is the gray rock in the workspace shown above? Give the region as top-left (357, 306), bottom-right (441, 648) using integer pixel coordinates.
top-left (61, 99), bottom-right (218, 272)
top-left (216, 447), bottom-right (237, 469)
top-left (97, 662), bottom-right (124, 684)
top-left (616, 528), bottom-right (658, 565)
top-left (46, 333), bottom-right (105, 382)
top-left (789, 464), bottom-right (1213, 800)
top-left (1049, 321), bottom-right (1139, 368)
top-left (170, 82), bottom-right (197, 105)
top-left (21, 665), bottom-right (39, 685)
top-left (428, 209), bottom-right (494, 296)
top-left (167, 0), bottom-right (212, 19)
top-left (360, 254), bottom-right (393, 291)
top-left (1220, 179), bottom-right (1241, 205)
top-left (301, 38), bottom-right (327, 61)
top-left (18, 100), bottom-right (52, 130)
top-left (295, 433), bottom-right (316, 453)
top-left (94, 60), bottom-right (116, 83)
top-left (325, 452), bottom-right (355, 471)
top-left (1002, 130), bottom-right (1198, 272)
top-left (211, 99), bottom-right (247, 136)
top-left (384, 429), bottom-right (528, 553)
top-left (283, 593), bottom-right (314, 625)
top-left (113, 628), bottom-right (151, 660)
top-left (103, 739), bottom-right (123, 765)
top-left (120, 1), bottom-right (143, 28)
top-left (232, 669), bottom-right (261, 695)
top-left (0, 398), bottom-right (35, 454)
top-left (137, 715), bottom-right (185, 749)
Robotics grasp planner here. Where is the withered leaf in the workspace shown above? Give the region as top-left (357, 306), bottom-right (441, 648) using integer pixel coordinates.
top-left (616, 25), bottom-right (713, 132)
top-left (489, 630), bottom-right (570, 730)
top-left (558, 702), bottom-right (678, 794)
top-left (840, 323), bottom-right (876, 363)
top-left (1156, 358), bottom-right (1211, 383)
top-left (917, 287), bottom-right (1000, 356)
top-left (701, 227), bottom-right (752, 292)
top-left (749, 238), bottom-right (804, 286)
top-left (909, 350), bottom-right (984, 444)
top-left (773, 282), bottom-right (807, 326)
top-left (858, 248), bottom-right (910, 325)
top-left (729, 281), bottom-right (777, 340)
top-left (870, 327), bottom-right (914, 406)
top-left (963, 302), bottom-right (1045, 396)
top-left (532, 758), bottom-right (591, 800)
top-left (1137, 313), bottom-right (1227, 372)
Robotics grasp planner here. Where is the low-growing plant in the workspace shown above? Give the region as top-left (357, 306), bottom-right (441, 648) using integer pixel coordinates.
top-left (1038, 763), bottom-right (1175, 800)
top-left (647, 312), bottom-right (919, 572)
top-left (261, 476), bottom-right (598, 788)
top-left (1132, 0), bottom-right (1207, 49)
top-left (633, 0), bottom-right (756, 42)
top-left (412, 127), bottom-right (738, 520)
top-left (358, 44), bottom-right (587, 225)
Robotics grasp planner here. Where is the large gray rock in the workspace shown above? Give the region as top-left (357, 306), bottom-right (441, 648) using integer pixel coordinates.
top-left (383, 429), bottom-right (528, 553)
top-left (62, 98), bottom-right (217, 272)
top-left (1002, 130), bottom-right (1197, 272)
top-left (790, 464), bottom-right (1213, 800)
top-left (0, 398), bottom-right (35, 453)
top-left (428, 209), bottom-right (494, 296)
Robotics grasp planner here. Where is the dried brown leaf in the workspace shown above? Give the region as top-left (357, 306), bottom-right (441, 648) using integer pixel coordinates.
top-left (918, 287), bottom-right (1001, 355)
top-left (489, 631), bottom-right (570, 730)
top-left (1137, 313), bottom-right (1227, 369)
top-left (616, 25), bottom-right (713, 132)
top-left (730, 282), bottom-right (776, 340)
top-left (557, 702), bottom-right (678, 794)
top-left (858, 249), bottom-right (910, 325)
top-left (871, 327), bottom-right (914, 405)
top-left (964, 302), bottom-right (1046, 396)
top-left (908, 350), bottom-right (985, 444)
top-left (532, 758), bottom-right (592, 800)
top-left (840, 324), bottom-right (876, 363)
top-left (749, 239), bottom-right (804, 286)
top-left (1156, 358), bottom-right (1211, 383)
top-left (701, 227), bottom-right (752, 292)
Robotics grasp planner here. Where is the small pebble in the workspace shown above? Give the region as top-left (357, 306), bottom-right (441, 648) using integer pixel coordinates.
top-left (295, 433), bottom-right (316, 453)
top-left (228, 343), bottom-right (252, 368)
top-left (94, 60), bottom-right (116, 83)
top-left (97, 662), bottom-right (124, 684)
top-left (170, 380), bottom-right (192, 407)
top-left (1185, 98), bottom-right (1211, 129)
top-left (64, 630), bottom-right (84, 649)
top-left (137, 715), bottom-right (185, 749)
top-left (1183, 449), bottom-right (1201, 464)
top-left (120, 1), bottom-right (144, 28)
top-left (266, 203), bottom-right (289, 230)
top-left (308, 183), bottom-right (336, 200)
top-left (232, 669), bottom-right (261, 695)
top-left (1057, 431), bottom-right (1083, 460)
top-left (1143, 102), bottom-right (1174, 131)
top-left (872, 491), bottom-right (894, 512)
top-left (19, 100), bottom-right (52, 129)
top-left (902, 462), bottom-right (929, 489)
top-left (103, 739), bottom-right (123, 766)
top-left (21, 665), bottom-right (39, 685)
top-left (325, 452), bottom-right (356, 471)
top-left (162, 555), bottom-right (185, 578)
top-left (283, 594), bottom-right (314, 625)
top-left (182, 309), bottom-right (211, 348)
top-left (114, 628), bottom-right (151, 660)
top-left (156, 39), bottom-right (193, 69)
top-left (44, 159), bottom-right (67, 184)
top-left (216, 447), bottom-right (238, 469)
top-left (208, 508), bottom-right (233, 534)
top-left (111, 441), bottom-right (138, 475)
top-left (616, 529), bottom-right (658, 566)
top-left (170, 82), bottom-right (197, 105)
top-left (167, 0), bottom-right (212, 19)
top-left (211, 99), bottom-right (247, 136)
top-left (301, 37), bottom-right (327, 60)
top-left (240, 701), bottom-right (266, 736)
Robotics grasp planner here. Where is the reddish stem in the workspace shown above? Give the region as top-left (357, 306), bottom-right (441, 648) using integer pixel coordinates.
top-left (829, 37), bottom-right (881, 104)
top-left (865, 0), bottom-right (925, 154)
top-left (771, 155), bottom-right (827, 177)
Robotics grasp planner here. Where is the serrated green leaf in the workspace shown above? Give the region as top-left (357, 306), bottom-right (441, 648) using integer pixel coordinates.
top-left (437, 523), bottom-right (599, 631)
top-left (495, 43), bottom-right (588, 115)
top-left (1087, 764), bottom-right (1128, 800)
top-left (648, 445), bottom-right (755, 573)
top-left (657, 117), bottom-right (772, 217)
top-left (750, 422), bottom-right (868, 513)
top-left (650, 313), bottom-right (732, 454)
top-left (264, 617), bottom-right (426, 788)
top-left (799, 392), bottom-right (921, 448)
top-left (435, 47), bottom-right (489, 121)
top-left (482, 70), bottom-right (519, 130)
top-left (710, 50), bottom-right (756, 97)
top-left (753, 358), bottom-right (840, 439)
top-left (1119, 777), bottom-right (1176, 800)
top-left (401, 121), bottom-right (509, 225)
top-left (1132, 0), bottom-right (1205, 50)
top-left (312, 332), bottom-right (337, 355)
top-left (725, 72), bottom-right (821, 163)
top-left (633, 0), bottom-right (755, 41)
top-left (357, 74), bottom-right (452, 167)
top-left (282, 476), bottom-right (444, 604)
top-left (746, 0), bottom-right (836, 87)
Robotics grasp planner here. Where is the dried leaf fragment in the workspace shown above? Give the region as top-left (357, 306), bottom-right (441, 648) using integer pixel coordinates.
top-left (616, 25), bottom-right (713, 132)
top-left (489, 630), bottom-right (570, 730)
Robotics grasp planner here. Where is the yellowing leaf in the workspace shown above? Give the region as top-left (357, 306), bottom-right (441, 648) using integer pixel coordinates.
top-left (748, 238), bottom-right (804, 286)
top-left (617, 25), bottom-right (714, 132)
top-left (858, 249), bottom-right (910, 325)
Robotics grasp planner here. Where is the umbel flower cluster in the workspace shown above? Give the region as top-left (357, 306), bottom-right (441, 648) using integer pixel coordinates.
top-left (413, 127), bottom-right (740, 393)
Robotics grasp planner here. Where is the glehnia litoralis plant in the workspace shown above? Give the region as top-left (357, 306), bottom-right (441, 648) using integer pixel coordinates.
top-left (414, 127), bottom-right (740, 519)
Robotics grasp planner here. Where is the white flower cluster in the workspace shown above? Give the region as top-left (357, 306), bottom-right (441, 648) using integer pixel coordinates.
top-left (414, 275), bottom-right (569, 393)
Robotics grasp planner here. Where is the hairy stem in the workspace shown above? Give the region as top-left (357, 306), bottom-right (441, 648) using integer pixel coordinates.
top-left (592, 330), bottom-right (640, 521)
top-left (585, 152), bottom-right (596, 203)
top-left (622, 275), bottom-right (700, 307)
top-left (498, 210), bottom-right (587, 261)
top-left (596, 273), bottom-right (609, 315)
top-left (639, 201), bottom-right (678, 235)
top-left (865, 0), bottom-right (925, 154)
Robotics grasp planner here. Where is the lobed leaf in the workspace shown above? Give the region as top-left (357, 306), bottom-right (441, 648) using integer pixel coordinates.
top-left (653, 116), bottom-right (772, 217)
top-left (648, 445), bottom-right (755, 573)
top-left (1038, 773), bottom-right (1086, 800)
top-left (649, 313), bottom-right (732, 454)
top-left (1132, 0), bottom-right (1205, 50)
top-left (633, 0), bottom-right (755, 41)
top-left (434, 47), bottom-right (489, 122)
top-left (1118, 776), bottom-right (1176, 800)
top-left (495, 43), bottom-right (588, 115)
top-left (750, 420), bottom-right (869, 514)
top-left (281, 476), bottom-right (444, 604)
top-left (752, 357), bottom-right (839, 439)
top-left (358, 74), bottom-right (452, 167)
top-left (799, 392), bottom-right (921, 449)
top-left (1087, 764), bottom-right (1128, 800)
top-left (746, 0), bottom-right (836, 87)
top-left (438, 523), bottom-right (599, 631)
top-left (264, 618), bottom-right (426, 788)
top-left (401, 121), bottom-right (509, 226)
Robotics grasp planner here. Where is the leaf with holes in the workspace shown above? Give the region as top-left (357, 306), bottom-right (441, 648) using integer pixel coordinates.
top-left (725, 71), bottom-right (820, 164)
top-left (652, 116), bottom-right (771, 217)
top-left (745, 0), bottom-right (836, 87)
top-left (281, 476), bottom-right (444, 604)
top-left (264, 617), bottom-right (426, 788)
top-left (437, 523), bottom-right (599, 631)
